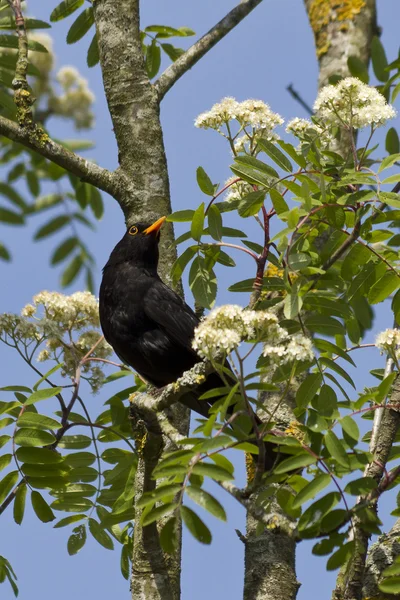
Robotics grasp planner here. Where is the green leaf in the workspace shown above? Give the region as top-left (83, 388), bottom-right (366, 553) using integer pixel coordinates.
top-left (14, 428), bottom-right (56, 447)
top-left (66, 7), bottom-right (94, 44)
top-left (0, 182), bottom-right (26, 209)
top-left (34, 215), bottom-right (69, 240)
top-left (0, 471), bottom-right (18, 504)
top-left (192, 462), bottom-right (234, 481)
top-left (347, 56), bottom-right (369, 83)
top-left (324, 431), bottom-right (349, 468)
top-left (368, 271), bottom-right (400, 304)
top-left (234, 154), bottom-right (279, 179)
top-left (191, 203), bottom-right (205, 242)
top-left (141, 502), bottom-right (178, 526)
top-left (270, 188), bottom-right (289, 214)
top-left (25, 387), bottom-right (63, 406)
top-left (207, 205), bottom-right (223, 241)
top-left (160, 517), bottom-right (179, 554)
top-left (341, 243), bottom-right (370, 280)
top-left (238, 191), bottom-right (265, 218)
top-left (161, 43), bottom-right (185, 61)
top-left (88, 518), bottom-right (114, 549)
top-left (146, 40), bottom-right (161, 78)
top-left (344, 476), bottom-right (377, 496)
top-left (53, 514), bottom-right (86, 528)
top-left (51, 237), bottom-right (78, 265)
top-left (189, 256), bottom-right (216, 309)
top-left (288, 252), bottom-right (311, 271)
top-left (186, 485), bottom-right (227, 521)
top-left (371, 36), bottom-right (388, 82)
top-left (327, 541), bottom-right (355, 571)
top-left (0, 454), bottom-right (11, 472)
top-left (274, 453), bottom-right (316, 474)
top-left (0, 243), bottom-right (10, 261)
top-left (89, 186), bottom-right (104, 219)
top-left (0, 207), bottom-right (23, 225)
top-left (341, 416), bottom-right (359, 443)
top-left (316, 384), bottom-right (337, 417)
top-left (167, 210), bottom-right (195, 222)
top-left (61, 254), bottom-right (83, 286)
top-left (181, 506), bottom-right (212, 544)
top-left (16, 447), bottom-right (63, 464)
top-left (51, 0), bottom-right (84, 22)
top-left (379, 577), bottom-right (400, 594)
top-left (304, 315), bottom-right (345, 336)
top-left (277, 140), bottom-right (307, 168)
top-left (296, 374), bottom-right (322, 409)
top-left (378, 152), bottom-right (400, 173)
top-left (67, 524), bottom-right (87, 555)
top-left (0, 34), bottom-right (48, 52)
top-left (170, 246), bottom-right (196, 286)
top-left (196, 167), bottom-right (215, 196)
top-left (292, 474), bottom-right (331, 509)
top-left (257, 138), bottom-right (292, 172)
top-left (87, 33), bottom-right (99, 67)
top-left (17, 412), bottom-right (60, 430)
top-left (386, 128), bottom-right (400, 155)
top-left (13, 482), bottom-right (27, 525)
top-left (0, 17), bottom-right (51, 30)
top-left (31, 491), bottom-right (55, 522)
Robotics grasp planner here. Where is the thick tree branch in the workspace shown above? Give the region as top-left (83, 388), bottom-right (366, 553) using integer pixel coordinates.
top-left (155, 0), bottom-right (264, 100)
top-left (334, 375), bottom-right (400, 600)
top-left (0, 115), bottom-right (119, 197)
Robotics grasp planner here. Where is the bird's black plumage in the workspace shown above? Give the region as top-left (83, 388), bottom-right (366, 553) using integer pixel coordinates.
top-left (99, 217), bottom-right (277, 469)
top-left (99, 218), bottom-right (222, 416)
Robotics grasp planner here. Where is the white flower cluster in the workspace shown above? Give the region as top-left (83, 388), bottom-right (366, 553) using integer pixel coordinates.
top-left (223, 177), bottom-right (255, 203)
top-left (195, 97), bottom-right (283, 149)
top-left (27, 290), bottom-right (100, 329)
top-left (192, 305), bottom-right (313, 367)
top-left (314, 77), bottom-right (396, 129)
top-left (375, 328), bottom-right (400, 357)
top-left (1, 291), bottom-right (112, 392)
top-left (286, 117), bottom-right (333, 149)
top-left (263, 333), bottom-right (314, 364)
top-left (49, 66), bottom-right (95, 129)
top-left (193, 304), bottom-right (284, 358)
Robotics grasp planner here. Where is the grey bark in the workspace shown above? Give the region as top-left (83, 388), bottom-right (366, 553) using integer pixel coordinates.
top-left (93, 2), bottom-right (189, 598)
top-left (243, 379), bottom-right (301, 600)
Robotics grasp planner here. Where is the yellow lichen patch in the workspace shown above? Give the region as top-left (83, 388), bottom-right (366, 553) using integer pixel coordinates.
top-left (129, 392), bottom-right (138, 404)
top-left (245, 452), bottom-right (256, 484)
top-left (134, 430), bottom-right (148, 456)
top-left (308, 0), bottom-right (366, 57)
top-left (266, 514), bottom-right (280, 530)
top-left (285, 421), bottom-right (305, 443)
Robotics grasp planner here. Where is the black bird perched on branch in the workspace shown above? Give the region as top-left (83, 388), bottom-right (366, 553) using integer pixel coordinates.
top-left (99, 216), bottom-right (224, 417)
top-left (99, 217), bottom-right (276, 468)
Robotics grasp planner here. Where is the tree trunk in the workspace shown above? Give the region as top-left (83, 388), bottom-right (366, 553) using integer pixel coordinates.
top-left (93, 2), bottom-right (189, 598)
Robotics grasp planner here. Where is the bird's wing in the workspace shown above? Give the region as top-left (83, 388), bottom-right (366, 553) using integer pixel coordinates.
top-left (144, 280), bottom-right (200, 354)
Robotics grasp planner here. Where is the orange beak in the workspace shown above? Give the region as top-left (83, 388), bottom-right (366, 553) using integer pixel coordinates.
top-left (143, 216), bottom-right (166, 236)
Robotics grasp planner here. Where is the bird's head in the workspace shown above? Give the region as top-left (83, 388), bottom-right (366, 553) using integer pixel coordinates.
top-left (104, 216), bottom-right (166, 271)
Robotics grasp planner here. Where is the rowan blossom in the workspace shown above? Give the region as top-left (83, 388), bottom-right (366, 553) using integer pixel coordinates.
top-left (375, 328), bottom-right (400, 356)
top-left (314, 78), bottom-right (396, 129)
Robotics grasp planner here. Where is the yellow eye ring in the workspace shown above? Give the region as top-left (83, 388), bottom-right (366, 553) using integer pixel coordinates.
top-left (129, 225), bottom-right (138, 236)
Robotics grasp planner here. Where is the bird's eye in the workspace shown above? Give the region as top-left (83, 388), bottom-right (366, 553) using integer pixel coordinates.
top-left (129, 225), bottom-right (138, 236)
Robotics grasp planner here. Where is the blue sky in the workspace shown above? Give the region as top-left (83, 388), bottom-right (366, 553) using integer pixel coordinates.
top-left (1, 1), bottom-right (400, 599)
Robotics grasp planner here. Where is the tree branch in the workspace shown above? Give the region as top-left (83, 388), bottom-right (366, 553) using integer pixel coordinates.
top-left (334, 375), bottom-right (400, 600)
top-left (0, 115), bottom-right (119, 197)
top-left (155, 0), bottom-right (264, 100)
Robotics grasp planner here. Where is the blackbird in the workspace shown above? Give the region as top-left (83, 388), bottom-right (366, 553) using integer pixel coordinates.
top-left (99, 217), bottom-right (276, 468)
top-left (99, 216), bottom-right (225, 417)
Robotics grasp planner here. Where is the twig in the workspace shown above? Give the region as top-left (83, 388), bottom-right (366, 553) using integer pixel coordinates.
top-left (286, 84), bottom-right (313, 115)
top-left (155, 0), bottom-right (264, 99)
